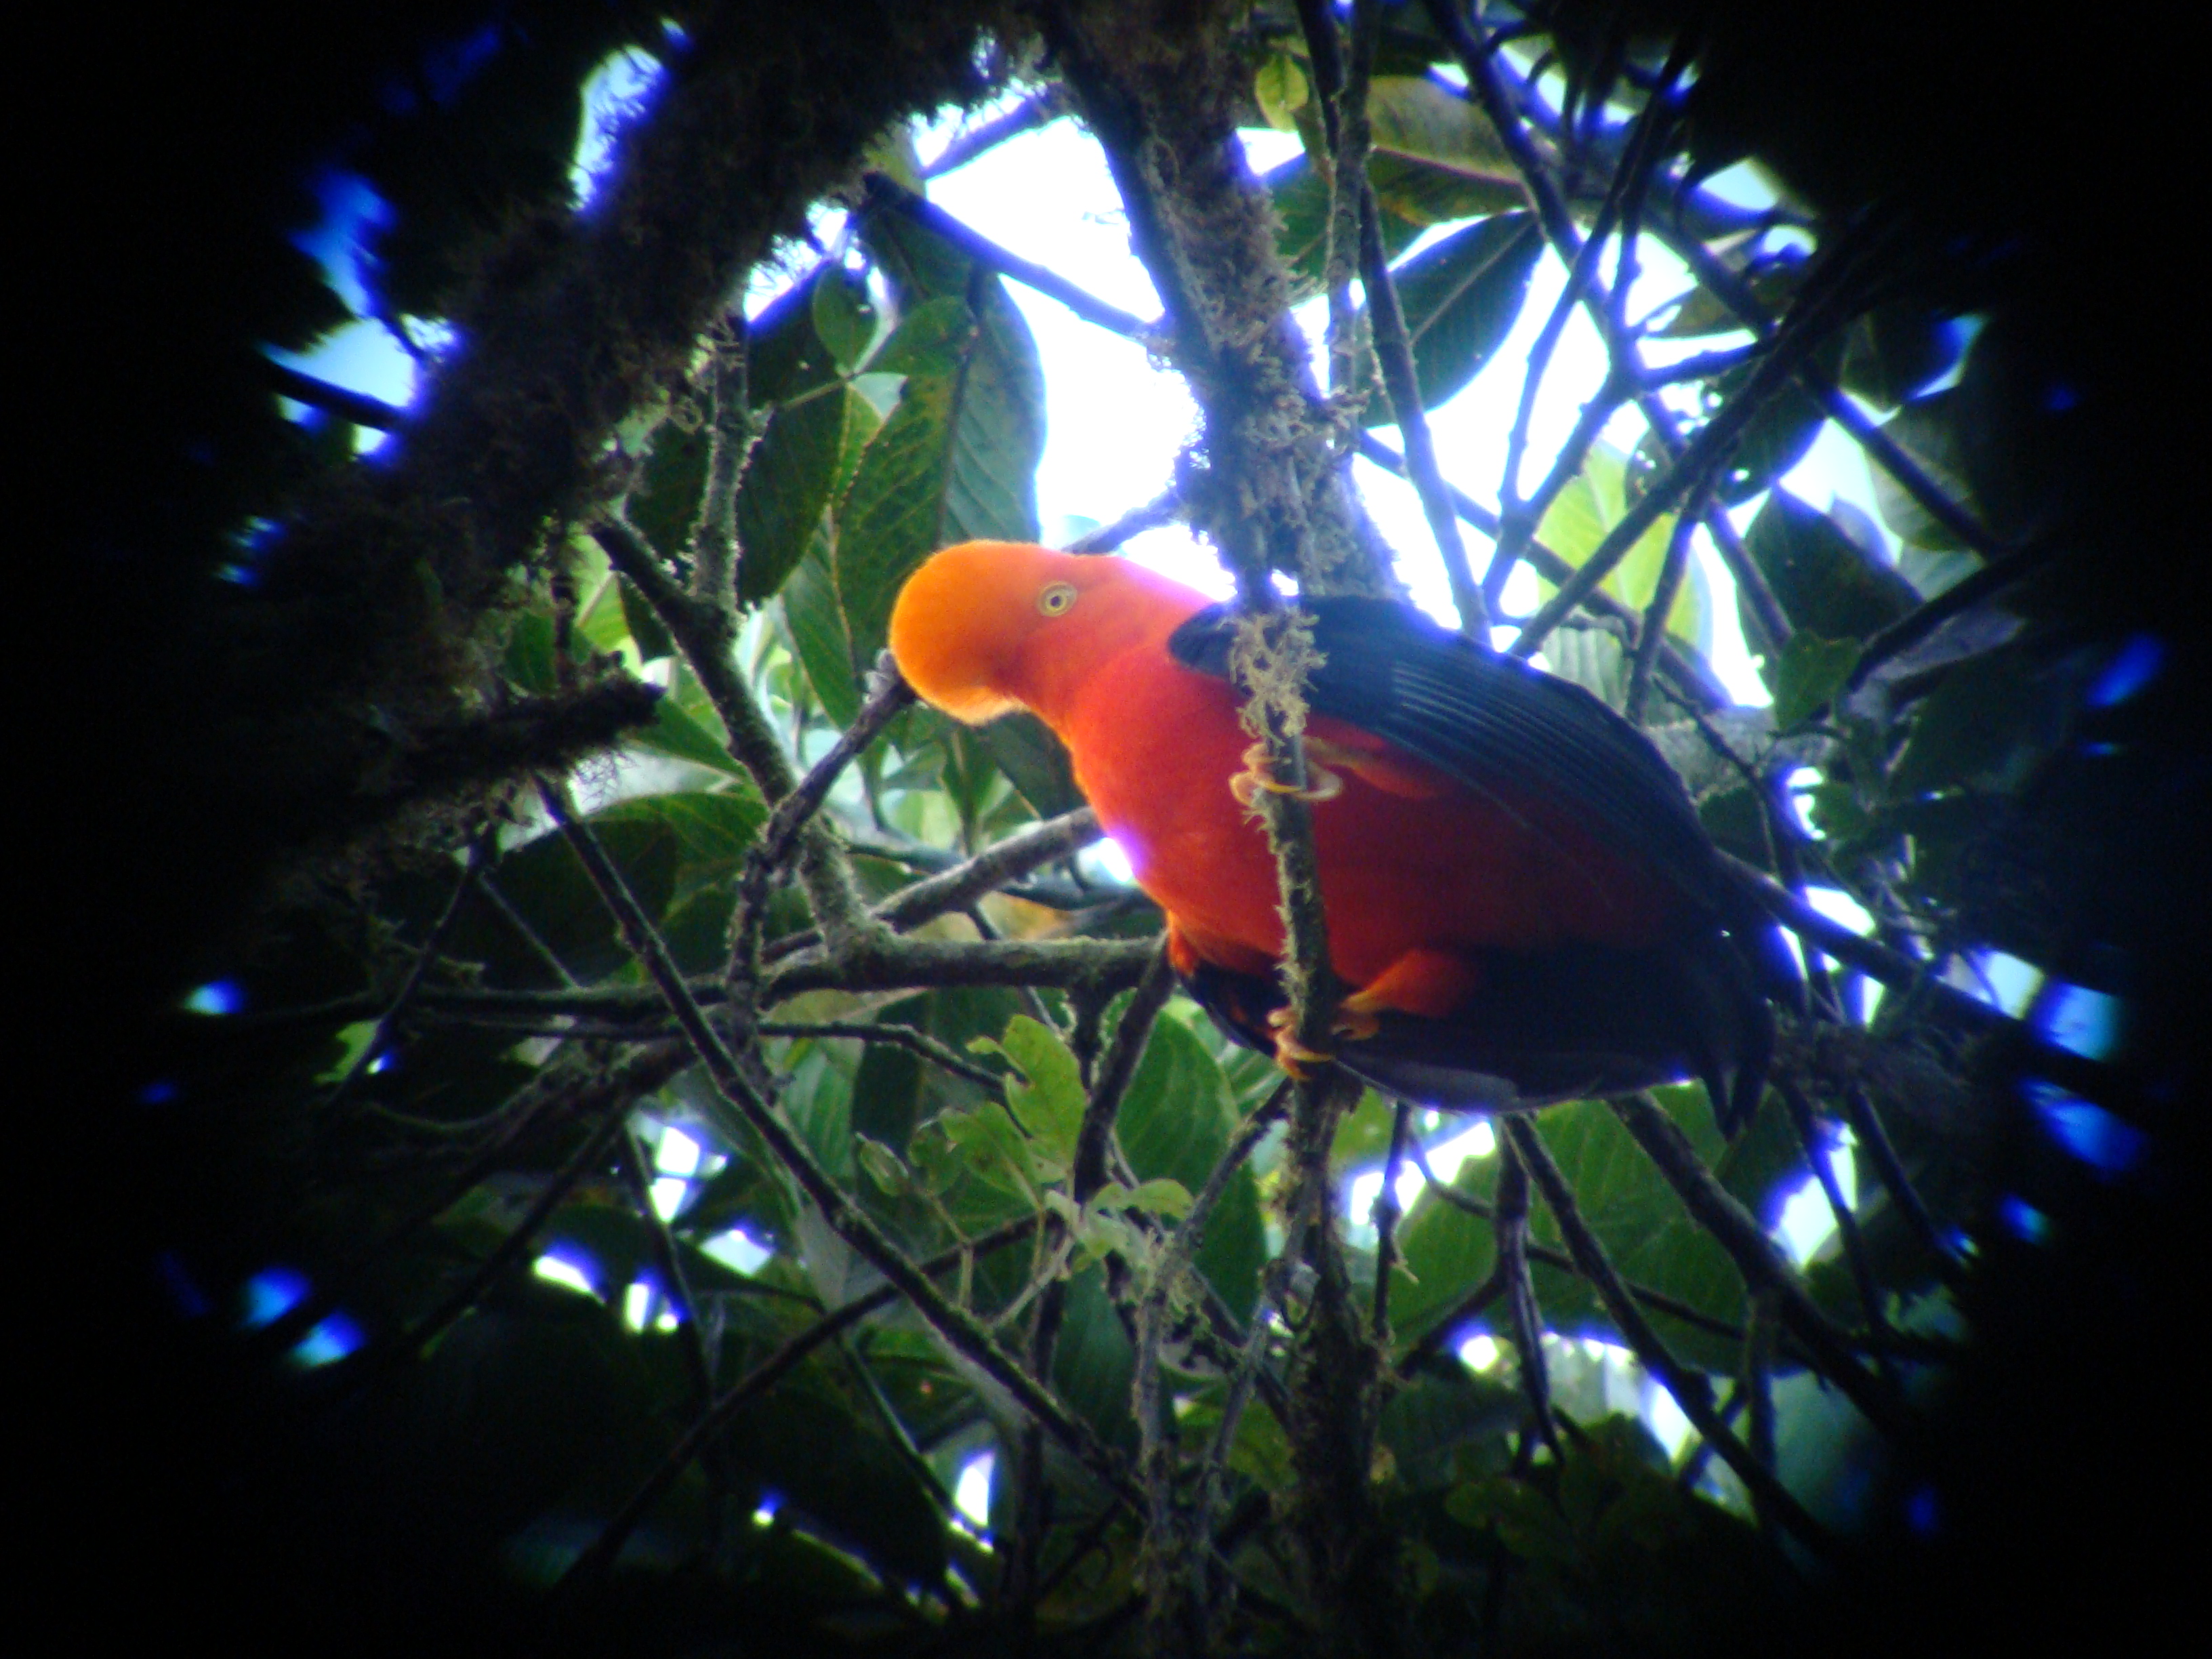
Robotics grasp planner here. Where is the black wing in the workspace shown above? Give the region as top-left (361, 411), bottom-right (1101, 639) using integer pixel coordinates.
top-left (1168, 597), bottom-right (1721, 906)
top-left (1168, 597), bottom-right (1795, 1131)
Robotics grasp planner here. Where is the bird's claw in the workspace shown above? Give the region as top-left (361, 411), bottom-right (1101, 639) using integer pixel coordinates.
top-left (1231, 743), bottom-right (1343, 808)
top-left (1266, 1000), bottom-right (1383, 1076)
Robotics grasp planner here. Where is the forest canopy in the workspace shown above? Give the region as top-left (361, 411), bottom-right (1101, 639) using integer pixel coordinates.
top-left (54, 3), bottom-right (2203, 1655)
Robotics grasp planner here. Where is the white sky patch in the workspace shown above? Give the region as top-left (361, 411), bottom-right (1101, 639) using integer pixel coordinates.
top-left (954, 1452), bottom-right (995, 1528)
top-left (1774, 1129), bottom-right (1857, 1266)
top-left (533, 1253), bottom-right (598, 1297)
top-left (703, 1229), bottom-right (772, 1276)
top-left (1459, 1333), bottom-right (1502, 1370)
top-left (571, 47), bottom-right (665, 207)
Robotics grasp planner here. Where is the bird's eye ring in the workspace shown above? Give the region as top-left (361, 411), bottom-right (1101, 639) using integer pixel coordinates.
top-left (1037, 581), bottom-right (1078, 616)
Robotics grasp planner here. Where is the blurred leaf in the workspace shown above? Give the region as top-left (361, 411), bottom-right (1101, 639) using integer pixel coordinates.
top-left (615, 574), bottom-right (676, 662)
top-left (493, 813), bottom-right (679, 982)
top-left (1255, 54), bottom-right (1309, 130)
top-left (780, 529), bottom-right (862, 724)
top-left (1268, 155), bottom-right (1418, 295)
top-left (718, 1380), bottom-right (949, 1585)
top-left (787, 216), bottom-right (1044, 719)
top-left (627, 409), bottom-right (710, 558)
top-left (749, 264), bottom-right (844, 406)
top-left (1650, 262), bottom-right (1801, 338)
top-left (981, 1015), bottom-right (1086, 1167)
top-left (1744, 487), bottom-right (1919, 641)
top-left (1888, 641), bottom-right (2051, 796)
top-left (1391, 1152), bottom-right (1498, 1344)
top-left (1771, 632), bottom-right (1862, 726)
top-left (1368, 150), bottom-right (1523, 228)
top-left (1359, 213), bottom-right (1540, 426)
top-left (626, 684), bottom-right (743, 776)
top-left (1448, 1475), bottom-right (1579, 1564)
top-left (1839, 302), bottom-right (1960, 409)
top-left (1366, 77), bottom-right (1518, 197)
top-left (1049, 1266), bottom-right (1137, 1445)
top-left (1379, 1364), bottom-right (1519, 1490)
top-left (979, 710), bottom-right (1084, 817)
top-left (1121, 1012), bottom-right (1266, 1317)
top-left (1525, 1097), bottom-right (1747, 1371)
top-left (503, 609), bottom-right (556, 694)
top-left (809, 263), bottom-right (879, 372)
top-left (736, 385), bottom-right (874, 605)
top-left (1534, 446), bottom-right (1694, 643)
top-left (1711, 371), bottom-right (1826, 505)
top-left (1871, 390), bottom-right (1976, 551)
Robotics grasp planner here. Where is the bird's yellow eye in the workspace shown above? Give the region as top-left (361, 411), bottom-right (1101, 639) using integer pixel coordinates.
top-left (1037, 581), bottom-right (1078, 616)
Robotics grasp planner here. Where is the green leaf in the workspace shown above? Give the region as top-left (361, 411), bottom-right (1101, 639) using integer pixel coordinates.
top-left (1359, 213), bottom-right (1540, 426)
top-left (1366, 77), bottom-right (1519, 199)
top-left (1711, 374), bottom-right (1826, 504)
top-left (493, 811), bottom-right (680, 982)
top-left (1744, 487), bottom-right (1919, 642)
top-left (591, 788), bottom-right (768, 900)
top-left (1120, 1012), bottom-right (1266, 1317)
top-left (869, 293), bottom-right (972, 374)
top-left (1888, 641), bottom-right (2050, 796)
top-left (779, 529), bottom-right (862, 724)
top-left (984, 1015), bottom-right (1086, 1167)
top-left (809, 263), bottom-right (879, 372)
top-left (615, 575), bottom-right (676, 663)
top-left (1770, 632), bottom-right (1862, 727)
top-left (503, 610), bottom-right (556, 695)
top-left (1533, 445), bottom-right (1695, 643)
top-left (977, 710), bottom-right (1084, 818)
top-left (1871, 390), bottom-right (1976, 551)
top-left (626, 409), bottom-right (709, 558)
top-left (1448, 1475), bottom-right (1580, 1564)
top-left (626, 683), bottom-right (743, 776)
top-left (1390, 1151), bottom-right (1499, 1345)
top-left (1049, 1266), bottom-right (1137, 1445)
top-left (785, 216), bottom-right (1044, 718)
top-left (735, 385), bottom-right (873, 606)
top-left (1839, 301), bottom-right (1959, 409)
top-left (1254, 54), bottom-right (1309, 130)
top-left (1524, 1097), bottom-right (1747, 1371)
top-left (314, 1020), bottom-right (380, 1084)
top-left (749, 263), bottom-right (844, 406)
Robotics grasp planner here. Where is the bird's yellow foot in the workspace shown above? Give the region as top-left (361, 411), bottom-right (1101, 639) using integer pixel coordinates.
top-left (1267, 1005), bottom-right (1336, 1078)
top-left (1231, 743), bottom-right (1344, 808)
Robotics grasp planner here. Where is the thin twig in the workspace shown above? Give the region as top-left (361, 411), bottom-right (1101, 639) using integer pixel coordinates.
top-left (540, 779), bottom-right (1136, 1501)
top-left (1606, 1092), bottom-right (1916, 1448)
top-left (758, 1019), bottom-right (1009, 1094)
top-left (260, 359), bottom-right (406, 430)
top-left (1502, 1118), bottom-right (1835, 1556)
top-left (1843, 544), bottom-right (2045, 694)
top-left (1841, 1086), bottom-right (1968, 1287)
top-left (923, 83), bottom-right (1073, 178)
top-left (863, 172), bottom-right (1149, 338)
top-left (1624, 512), bottom-right (1695, 724)
top-left (1355, 432), bottom-right (1732, 708)
top-left (323, 836), bottom-right (489, 1112)
top-left (1776, 1080), bottom-right (1898, 1381)
top-left (617, 1128), bottom-right (720, 1401)
top-left (1370, 1099), bottom-right (1415, 1340)
top-left (1065, 489), bottom-right (1184, 552)
top-left (1493, 1139), bottom-right (1555, 1452)
top-left (558, 1210), bottom-right (1044, 1587)
top-left (1010, 945), bottom-right (1174, 1610)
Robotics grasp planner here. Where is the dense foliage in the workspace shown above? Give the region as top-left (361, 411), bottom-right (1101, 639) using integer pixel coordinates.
top-left (60, 2), bottom-right (2201, 1654)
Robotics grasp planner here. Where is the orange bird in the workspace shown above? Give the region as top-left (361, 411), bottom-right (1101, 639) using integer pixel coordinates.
top-left (888, 541), bottom-right (1790, 1128)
